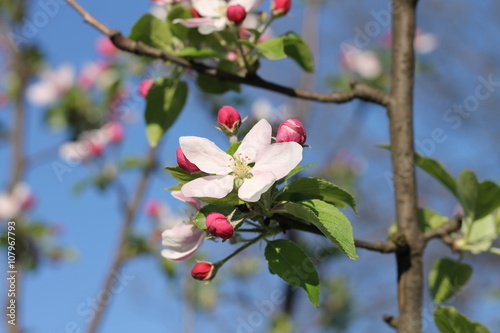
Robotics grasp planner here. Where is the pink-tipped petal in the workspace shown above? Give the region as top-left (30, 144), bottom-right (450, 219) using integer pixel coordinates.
top-left (179, 136), bottom-right (232, 175)
top-left (171, 191), bottom-right (202, 210)
top-left (235, 119), bottom-right (272, 161)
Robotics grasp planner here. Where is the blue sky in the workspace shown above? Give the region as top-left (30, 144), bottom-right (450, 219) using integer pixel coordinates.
top-left (1, 0), bottom-right (499, 332)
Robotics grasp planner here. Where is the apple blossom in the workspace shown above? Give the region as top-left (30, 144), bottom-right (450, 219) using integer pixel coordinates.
top-left (173, 0), bottom-right (262, 35)
top-left (276, 119), bottom-right (307, 145)
top-left (0, 183), bottom-right (35, 221)
top-left (145, 199), bottom-right (163, 217)
top-left (191, 262), bottom-right (216, 281)
top-left (340, 46), bottom-right (382, 79)
top-left (206, 212), bottom-right (234, 240)
top-left (179, 119), bottom-right (303, 202)
top-left (104, 122), bottom-right (124, 144)
top-left (26, 64), bottom-right (75, 106)
top-left (176, 147), bottom-right (201, 173)
top-left (159, 192), bottom-right (205, 261)
top-left (227, 5), bottom-right (247, 25)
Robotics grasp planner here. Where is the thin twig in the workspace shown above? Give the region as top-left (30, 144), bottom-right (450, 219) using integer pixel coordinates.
top-left (86, 147), bottom-right (158, 333)
top-left (423, 216), bottom-right (462, 242)
top-left (64, 0), bottom-right (390, 106)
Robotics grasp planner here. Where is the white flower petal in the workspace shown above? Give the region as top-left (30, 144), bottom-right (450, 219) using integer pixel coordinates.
top-left (238, 171), bottom-right (275, 202)
top-left (0, 195), bottom-right (18, 221)
top-left (198, 18), bottom-right (227, 34)
top-left (181, 175), bottom-right (234, 199)
top-left (162, 224), bottom-right (203, 249)
top-left (161, 227), bottom-right (204, 261)
top-left (180, 136), bottom-right (232, 174)
top-left (193, 0), bottom-right (223, 17)
top-left (231, 0), bottom-right (262, 12)
top-left (173, 17), bottom-right (215, 28)
top-left (235, 119), bottom-right (272, 161)
top-left (253, 142), bottom-right (302, 179)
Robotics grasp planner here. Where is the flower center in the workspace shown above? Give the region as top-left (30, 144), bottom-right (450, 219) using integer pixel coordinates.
top-left (229, 153), bottom-right (253, 180)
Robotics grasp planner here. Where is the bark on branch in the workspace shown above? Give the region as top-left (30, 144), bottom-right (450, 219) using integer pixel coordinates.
top-left (65, 0), bottom-right (390, 106)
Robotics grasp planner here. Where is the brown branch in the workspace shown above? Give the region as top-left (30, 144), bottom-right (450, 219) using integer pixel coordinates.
top-left (65, 0), bottom-right (390, 106)
top-left (423, 216), bottom-right (462, 242)
top-left (389, 1), bottom-right (422, 332)
top-left (86, 147), bottom-right (158, 333)
top-left (383, 314), bottom-right (398, 330)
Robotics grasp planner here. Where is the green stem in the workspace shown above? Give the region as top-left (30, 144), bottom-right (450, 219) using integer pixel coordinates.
top-left (230, 24), bottom-right (251, 72)
top-left (217, 234), bottom-right (265, 266)
top-left (253, 16), bottom-right (275, 44)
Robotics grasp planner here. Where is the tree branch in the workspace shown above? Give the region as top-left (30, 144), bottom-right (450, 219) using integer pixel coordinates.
top-left (65, 0), bottom-right (390, 106)
top-left (86, 147), bottom-right (158, 333)
top-left (389, 1), bottom-right (422, 332)
top-left (423, 216), bottom-right (462, 242)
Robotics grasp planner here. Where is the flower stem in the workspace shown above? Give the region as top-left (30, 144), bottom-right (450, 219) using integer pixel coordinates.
top-left (217, 233), bottom-right (265, 266)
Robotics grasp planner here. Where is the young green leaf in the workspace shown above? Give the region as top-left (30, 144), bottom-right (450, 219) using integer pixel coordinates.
top-left (256, 37), bottom-right (286, 60)
top-left (175, 47), bottom-right (221, 59)
top-left (278, 163), bottom-right (316, 184)
top-left (414, 153), bottom-right (458, 197)
top-left (282, 32), bottom-right (314, 72)
top-left (428, 258), bottom-right (472, 303)
top-left (458, 213), bottom-right (498, 254)
top-left (434, 306), bottom-right (490, 333)
top-left (475, 180), bottom-right (500, 220)
top-left (283, 200), bottom-right (358, 260)
top-left (418, 208), bottom-right (450, 232)
top-left (129, 14), bottom-right (172, 52)
top-left (265, 239), bottom-right (320, 307)
top-left (456, 169), bottom-right (479, 219)
top-left (145, 79), bottom-right (188, 146)
top-left (165, 166), bottom-right (203, 184)
top-left (278, 177), bottom-right (356, 212)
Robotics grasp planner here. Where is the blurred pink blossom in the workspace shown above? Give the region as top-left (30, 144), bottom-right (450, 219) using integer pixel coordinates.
top-left (340, 45), bottom-right (382, 79)
top-left (26, 64), bottom-right (75, 106)
top-left (95, 36), bottom-right (118, 57)
top-left (0, 183), bottom-right (36, 221)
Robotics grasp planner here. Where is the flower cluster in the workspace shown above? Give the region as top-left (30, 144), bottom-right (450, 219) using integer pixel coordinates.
top-left (160, 106), bottom-right (307, 280)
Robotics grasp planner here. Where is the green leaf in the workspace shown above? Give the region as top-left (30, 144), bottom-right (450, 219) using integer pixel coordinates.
top-left (458, 213), bottom-right (497, 254)
top-left (282, 32), bottom-right (314, 72)
top-left (165, 166), bottom-right (203, 183)
top-left (278, 177), bottom-right (356, 212)
top-left (283, 200), bottom-right (358, 260)
top-left (196, 59), bottom-right (241, 94)
top-left (256, 37), bottom-right (286, 60)
top-left (129, 14), bottom-right (172, 51)
top-left (456, 169), bottom-right (479, 219)
top-left (167, 4), bottom-right (191, 40)
top-left (279, 163), bottom-right (316, 184)
top-left (264, 239), bottom-right (320, 307)
top-left (418, 208), bottom-right (449, 232)
top-left (475, 180), bottom-right (500, 220)
top-left (429, 258), bottom-right (472, 303)
top-left (145, 79), bottom-right (188, 146)
top-left (226, 141), bottom-right (242, 155)
top-left (176, 47), bottom-right (221, 59)
top-left (434, 306), bottom-right (490, 333)
top-left (199, 190), bottom-right (245, 206)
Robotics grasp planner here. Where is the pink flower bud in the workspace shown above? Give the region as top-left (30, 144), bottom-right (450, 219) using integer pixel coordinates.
top-left (206, 212), bottom-right (234, 240)
top-left (105, 122), bottom-right (124, 144)
top-left (138, 79), bottom-right (154, 98)
top-left (226, 5), bottom-right (247, 25)
top-left (217, 106), bottom-right (242, 135)
top-left (272, 0), bottom-right (291, 16)
top-left (191, 262), bottom-right (216, 281)
top-left (176, 147), bottom-right (200, 173)
top-left (21, 194), bottom-right (36, 210)
top-left (191, 8), bottom-right (202, 18)
top-left (89, 142), bottom-right (104, 156)
top-left (145, 199), bottom-right (162, 217)
top-left (276, 119), bottom-right (306, 145)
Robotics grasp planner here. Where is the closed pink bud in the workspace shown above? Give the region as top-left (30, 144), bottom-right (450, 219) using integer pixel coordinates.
top-left (206, 212), bottom-right (234, 240)
top-left (176, 147), bottom-right (200, 173)
top-left (89, 142), bottom-right (104, 156)
top-left (138, 79), bottom-right (154, 98)
top-left (276, 119), bottom-right (307, 145)
top-left (217, 106), bottom-right (242, 135)
top-left (191, 262), bottom-right (216, 281)
top-left (226, 5), bottom-right (247, 25)
top-left (272, 0), bottom-right (291, 16)
top-left (191, 7), bottom-right (202, 18)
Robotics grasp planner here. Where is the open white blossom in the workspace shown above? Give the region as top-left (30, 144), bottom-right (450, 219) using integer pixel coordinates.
top-left (26, 64), bottom-right (75, 106)
top-left (179, 119), bottom-right (302, 202)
